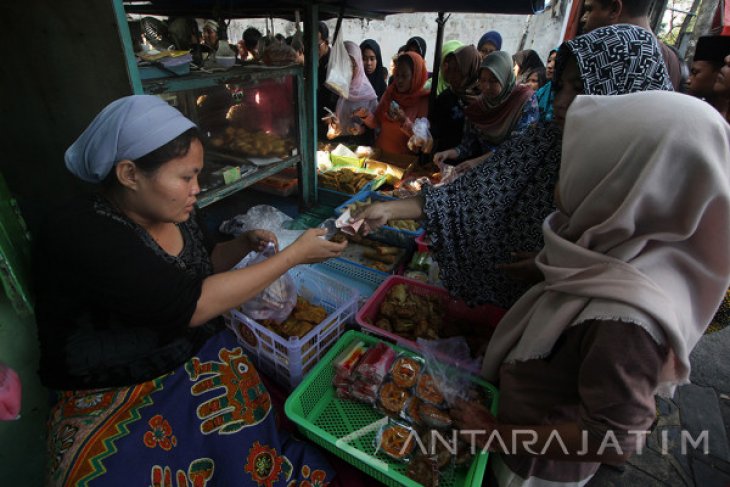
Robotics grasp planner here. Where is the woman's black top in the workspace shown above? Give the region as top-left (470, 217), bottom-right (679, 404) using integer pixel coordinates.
top-left (34, 195), bottom-right (219, 390)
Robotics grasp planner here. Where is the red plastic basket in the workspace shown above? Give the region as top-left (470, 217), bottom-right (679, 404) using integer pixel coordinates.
top-left (355, 276), bottom-right (507, 362)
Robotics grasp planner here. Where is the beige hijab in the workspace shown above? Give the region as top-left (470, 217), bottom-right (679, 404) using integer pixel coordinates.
top-left (482, 92), bottom-right (730, 395)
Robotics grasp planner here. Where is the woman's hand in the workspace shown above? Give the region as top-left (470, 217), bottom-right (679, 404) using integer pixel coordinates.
top-left (496, 251), bottom-right (542, 283)
top-left (433, 149), bottom-right (458, 165)
top-left (451, 398), bottom-right (498, 450)
top-left (239, 229), bottom-right (278, 254)
top-left (285, 228), bottom-right (347, 264)
top-left (351, 203), bottom-right (391, 235)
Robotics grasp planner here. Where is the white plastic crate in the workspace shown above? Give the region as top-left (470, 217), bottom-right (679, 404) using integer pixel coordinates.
top-left (225, 265), bottom-right (359, 390)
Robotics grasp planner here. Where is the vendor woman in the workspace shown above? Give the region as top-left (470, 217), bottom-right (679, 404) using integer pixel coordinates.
top-left (34, 95), bottom-right (347, 486)
top-left (356, 51), bottom-right (430, 157)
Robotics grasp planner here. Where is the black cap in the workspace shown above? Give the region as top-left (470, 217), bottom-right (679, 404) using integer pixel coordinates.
top-left (694, 36), bottom-right (730, 67)
top-left (318, 21), bottom-right (329, 42)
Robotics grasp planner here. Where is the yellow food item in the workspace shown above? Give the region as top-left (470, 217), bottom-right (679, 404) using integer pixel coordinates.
top-left (258, 297), bottom-right (327, 339)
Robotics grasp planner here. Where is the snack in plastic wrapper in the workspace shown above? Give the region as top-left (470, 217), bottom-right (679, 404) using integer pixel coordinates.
top-left (350, 382), bottom-right (379, 404)
top-left (376, 420), bottom-right (417, 461)
top-left (403, 396), bottom-right (423, 426)
top-left (333, 340), bottom-right (368, 382)
top-left (354, 342), bottom-right (396, 385)
top-left (378, 381), bottom-right (411, 414)
top-left (390, 355), bottom-right (423, 389)
top-left (416, 373), bottom-right (446, 406)
top-left (336, 385), bottom-right (354, 400)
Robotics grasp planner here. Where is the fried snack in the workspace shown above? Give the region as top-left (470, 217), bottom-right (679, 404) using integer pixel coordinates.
top-left (261, 297), bottom-right (327, 339)
top-left (368, 261), bottom-right (391, 272)
top-left (405, 397), bottom-right (423, 425)
top-left (416, 374), bottom-right (445, 405)
top-left (319, 169), bottom-right (376, 194)
top-left (208, 124), bottom-right (293, 158)
top-left (391, 356), bottom-right (421, 388)
top-left (379, 424), bottom-right (416, 460)
top-left (374, 284), bottom-right (444, 340)
top-left (387, 219), bottom-right (420, 231)
top-left (379, 382), bottom-right (410, 414)
top-left (362, 248), bottom-right (397, 264)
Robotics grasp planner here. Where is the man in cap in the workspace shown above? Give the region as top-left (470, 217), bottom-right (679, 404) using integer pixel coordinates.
top-left (688, 36), bottom-right (730, 117)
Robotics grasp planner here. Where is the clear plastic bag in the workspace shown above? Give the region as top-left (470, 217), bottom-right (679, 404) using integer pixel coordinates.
top-left (325, 31), bottom-right (352, 99)
top-left (219, 205), bottom-right (304, 250)
top-left (237, 242), bottom-right (297, 324)
top-left (416, 337), bottom-right (481, 407)
top-left (407, 118), bottom-right (434, 154)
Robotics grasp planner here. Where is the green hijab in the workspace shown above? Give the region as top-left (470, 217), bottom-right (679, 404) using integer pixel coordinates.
top-left (478, 51), bottom-right (516, 109)
top-left (436, 40), bottom-right (464, 95)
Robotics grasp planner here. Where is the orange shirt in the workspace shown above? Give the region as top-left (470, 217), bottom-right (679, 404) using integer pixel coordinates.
top-left (374, 96), bottom-right (429, 155)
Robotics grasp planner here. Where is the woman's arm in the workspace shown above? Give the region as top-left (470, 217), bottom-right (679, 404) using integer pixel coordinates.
top-left (210, 230), bottom-right (277, 273)
top-left (351, 196), bottom-right (425, 234)
top-left (191, 229), bottom-right (346, 326)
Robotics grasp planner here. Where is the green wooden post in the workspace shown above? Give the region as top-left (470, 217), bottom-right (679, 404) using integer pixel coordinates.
top-left (112, 0), bottom-right (143, 94)
top-left (301, 3), bottom-right (320, 209)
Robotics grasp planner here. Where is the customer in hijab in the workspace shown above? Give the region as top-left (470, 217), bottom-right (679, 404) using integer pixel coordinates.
top-left (453, 91), bottom-right (730, 486)
top-left (512, 49), bottom-right (544, 84)
top-left (406, 36), bottom-right (427, 59)
top-left (535, 47), bottom-right (559, 122)
top-left (388, 45), bottom-right (408, 85)
top-left (360, 39), bottom-right (388, 99)
top-left (432, 43), bottom-right (480, 153)
top-left (324, 41), bottom-right (378, 145)
top-left (521, 66), bottom-right (546, 92)
top-left (435, 40), bottom-right (465, 95)
top-left (356, 52), bottom-right (430, 157)
top-left (353, 24), bottom-right (672, 309)
top-left (477, 30), bottom-right (502, 59)
top-left (36, 95), bottom-right (347, 486)
top-left (433, 51), bottom-right (539, 166)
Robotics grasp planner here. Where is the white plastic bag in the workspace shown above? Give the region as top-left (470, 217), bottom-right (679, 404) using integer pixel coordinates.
top-left (325, 30), bottom-right (352, 99)
top-left (237, 242), bottom-right (297, 324)
top-left (407, 118), bottom-right (434, 153)
top-left (219, 205), bottom-right (304, 250)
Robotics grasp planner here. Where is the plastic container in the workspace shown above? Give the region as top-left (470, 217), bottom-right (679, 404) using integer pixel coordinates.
top-left (415, 233), bottom-right (430, 253)
top-left (138, 62), bottom-right (190, 79)
top-left (335, 191), bottom-right (424, 247)
top-left (356, 276), bottom-right (507, 358)
top-left (285, 330), bottom-right (498, 487)
top-left (225, 265), bottom-right (359, 390)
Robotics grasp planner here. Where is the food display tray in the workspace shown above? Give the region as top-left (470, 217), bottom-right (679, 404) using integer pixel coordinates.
top-left (285, 330), bottom-right (499, 487)
top-left (356, 276), bottom-right (507, 364)
top-left (225, 266), bottom-right (359, 391)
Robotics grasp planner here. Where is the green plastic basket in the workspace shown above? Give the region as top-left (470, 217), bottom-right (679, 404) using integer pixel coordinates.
top-left (285, 330), bottom-right (499, 487)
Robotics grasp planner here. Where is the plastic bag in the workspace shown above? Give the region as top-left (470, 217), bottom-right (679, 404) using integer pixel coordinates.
top-left (325, 30), bottom-right (352, 99)
top-left (416, 336), bottom-right (481, 407)
top-left (0, 362), bottom-right (21, 421)
top-left (407, 118), bottom-right (434, 154)
top-left (219, 205), bottom-right (304, 251)
top-left (237, 242), bottom-right (297, 324)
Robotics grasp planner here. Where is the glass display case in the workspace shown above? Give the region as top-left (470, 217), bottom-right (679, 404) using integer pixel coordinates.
top-left (142, 66), bottom-right (305, 207)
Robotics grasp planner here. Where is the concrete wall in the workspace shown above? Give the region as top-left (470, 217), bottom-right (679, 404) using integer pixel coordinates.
top-left (229, 7), bottom-right (566, 72)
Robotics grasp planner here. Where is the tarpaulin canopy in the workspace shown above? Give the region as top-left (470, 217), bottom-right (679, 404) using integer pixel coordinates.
top-left (124, 0), bottom-right (544, 19)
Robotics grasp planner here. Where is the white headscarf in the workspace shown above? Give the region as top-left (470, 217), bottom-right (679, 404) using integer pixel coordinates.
top-left (65, 95), bottom-right (196, 183)
top-left (482, 92), bottom-right (730, 396)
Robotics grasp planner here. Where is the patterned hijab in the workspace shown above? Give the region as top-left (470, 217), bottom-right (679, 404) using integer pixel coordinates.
top-left (464, 51), bottom-right (533, 145)
top-left (554, 24), bottom-right (673, 95)
top-left (422, 24), bottom-right (673, 311)
top-left (482, 92), bottom-right (730, 394)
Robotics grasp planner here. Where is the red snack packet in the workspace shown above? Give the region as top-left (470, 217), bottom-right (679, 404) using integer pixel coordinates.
top-left (354, 342), bottom-right (396, 386)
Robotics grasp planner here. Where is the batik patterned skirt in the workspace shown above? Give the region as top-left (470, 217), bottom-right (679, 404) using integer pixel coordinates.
top-left (45, 328), bottom-right (333, 487)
